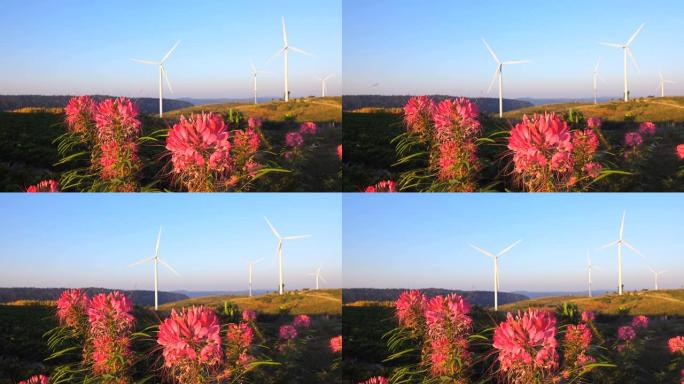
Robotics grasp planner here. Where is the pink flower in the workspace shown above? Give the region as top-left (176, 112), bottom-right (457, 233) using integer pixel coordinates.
top-left (64, 96), bottom-right (95, 135)
top-left (247, 117), bottom-right (262, 130)
top-left (285, 131), bottom-right (304, 147)
top-left (403, 96), bottom-right (435, 135)
top-left (87, 292), bottom-right (135, 379)
top-left (631, 315), bottom-right (649, 329)
top-left (241, 310), bottom-right (256, 322)
top-left (87, 292), bottom-right (134, 334)
top-left (583, 162), bottom-right (603, 178)
top-left (232, 128), bottom-right (260, 155)
top-left (424, 294), bottom-right (472, 338)
top-left (676, 144), bottom-right (684, 160)
top-left (18, 375), bottom-right (48, 384)
top-left (586, 117), bottom-right (602, 129)
top-left (26, 179), bottom-right (58, 193)
top-left (364, 180), bottom-right (397, 192)
top-left (56, 289), bottom-right (89, 329)
top-left (432, 98), bottom-right (481, 141)
top-left (226, 322), bottom-right (254, 350)
top-left (279, 324), bottom-right (297, 340)
top-left (435, 139), bottom-right (478, 189)
top-left (617, 325), bottom-right (636, 341)
top-left (293, 314), bottom-right (311, 329)
top-left (358, 377), bottom-right (388, 384)
top-left (337, 144), bottom-right (342, 161)
top-left (330, 335), bottom-right (342, 353)
top-left (166, 113), bottom-right (232, 172)
top-left (564, 323), bottom-right (592, 349)
top-left (668, 336), bottom-right (684, 354)
top-left (493, 309), bottom-right (559, 376)
top-left (581, 311), bottom-right (595, 323)
top-left (95, 97), bottom-right (141, 142)
top-left (299, 121), bottom-right (317, 135)
top-left (157, 306), bottom-right (223, 369)
top-left (395, 290), bottom-right (427, 330)
top-left (625, 132), bottom-right (643, 147)
top-left (99, 140), bottom-right (140, 181)
top-left (508, 113), bottom-right (573, 174)
top-left (639, 121), bottom-right (656, 135)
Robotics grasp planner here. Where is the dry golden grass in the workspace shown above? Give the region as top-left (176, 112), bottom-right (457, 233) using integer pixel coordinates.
top-left (157, 289), bottom-right (342, 316)
top-left (165, 97), bottom-right (342, 123)
top-left (502, 97), bottom-right (684, 122)
top-left (11, 107), bottom-right (63, 114)
top-left (1, 300), bottom-right (56, 306)
top-left (499, 289), bottom-right (684, 316)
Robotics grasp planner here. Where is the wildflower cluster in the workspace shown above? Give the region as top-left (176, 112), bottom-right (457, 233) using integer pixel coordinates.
top-left (364, 180), bottom-right (397, 192)
top-left (26, 179), bottom-right (59, 192)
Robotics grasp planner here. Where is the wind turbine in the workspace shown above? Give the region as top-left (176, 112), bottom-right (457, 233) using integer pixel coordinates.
top-left (250, 59), bottom-right (269, 105)
top-left (247, 258), bottom-right (263, 297)
top-left (587, 252), bottom-right (596, 298)
top-left (131, 41), bottom-right (180, 117)
top-left (128, 227), bottom-right (180, 310)
top-left (482, 38), bottom-right (531, 118)
top-left (470, 240), bottom-right (521, 311)
top-left (316, 74), bottom-right (334, 97)
top-left (647, 266), bottom-right (666, 290)
top-left (600, 24), bottom-right (644, 102)
top-left (308, 266), bottom-right (327, 290)
top-left (269, 17), bottom-right (313, 102)
top-left (656, 72), bottom-right (676, 97)
top-left (264, 217), bottom-right (311, 295)
top-left (599, 211), bottom-right (643, 295)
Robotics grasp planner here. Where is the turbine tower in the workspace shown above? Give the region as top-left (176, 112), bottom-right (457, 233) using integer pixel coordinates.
top-left (308, 266), bottom-right (327, 290)
top-left (128, 227), bottom-right (180, 310)
top-left (587, 252), bottom-right (596, 298)
top-left (593, 58), bottom-right (601, 104)
top-left (600, 211), bottom-right (643, 295)
top-left (600, 24), bottom-right (644, 102)
top-left (470, 240), bottom-right (521, 311)
top-left (269, 17), bottom-right (312, 102)
top-left (131, 41), bottom-right (180, 117)
top-left (316, 74), bottom-right (334, 97)
top-left (247, 258), bottom-right (262, 297)
top-left (482, 38), bottom-right (531, 118)
top-left (250, 59), bottom-right (269, 105)
top-left (265, 217), bottom-right (311, 295)
top-left (647, 266), bottom-right (666, 291)
top-left (657, 72), bottom-right (676, 97)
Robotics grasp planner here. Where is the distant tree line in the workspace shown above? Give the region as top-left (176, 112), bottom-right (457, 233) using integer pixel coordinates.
top-left (0, 95), bottom-right (192, 115)
top-left (342, 288), bottom-right (528, 307)
top-left (342, 95), bottom-right (533, 113)
top-left (0, 287), bottom-right (188, 307)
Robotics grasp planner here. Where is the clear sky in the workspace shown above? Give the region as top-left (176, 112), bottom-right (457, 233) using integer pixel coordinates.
top-left (0, 0), bottom-right (341, 98)
top-left (0, 193), bottom-right (341, 292)
top-left (343, 0), bottom-right (684, 98)
top-left (343, 193), bottom-right (684, 292)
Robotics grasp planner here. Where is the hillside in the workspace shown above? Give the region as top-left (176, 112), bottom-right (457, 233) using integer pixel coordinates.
top-left (342, 288), bottom-right (528, 307)
top-left (157, 288), bottom-right (342, 316)
top-left (502, 96), bottom-right (684, 122)
top-left (165, 96), bottom-right (342, 123)
top-left (499, 289), bottom-right (684, 316)
top-left (0, 95), bottom-right (191, 115)
top-left (342, 95), bottom-right (533, 113)
top-left (0, 287), bottom-right (188, 307)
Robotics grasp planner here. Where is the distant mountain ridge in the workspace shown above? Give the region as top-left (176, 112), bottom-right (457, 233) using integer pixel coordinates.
top-left (0, 95), bottom-right (192, 114)
top-left (173, 289), bottom-right (272, 298)
top-left (0, 287), bottom-right (188, 307)
top-left (342, 95), bottom-right (533, 113)
top-left (513, 290), bottom-right (612, 298)
top-left (343, 288), bottom-right (528, 307)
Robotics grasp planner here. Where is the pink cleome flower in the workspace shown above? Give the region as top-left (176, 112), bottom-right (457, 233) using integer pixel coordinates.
top-left (508, 113), bottom-right (573, 173)
top-left (226, 322), bottom-right (254, 350)
top-left (617, 325), bottom-right (636, 341)
top-left (631, 315), bottom-right (649, 329)
top-left (64, 96), bottom-right (96, 135)
top-left (395, 290), bottom-right (427, 330)
top-left (337, 144), bottom-right (342, 161)
top-left (330, 335), bottom-right (342, 353)
top-left (87, 292), bottom-right (135, 377)
top-left (677, 144), bottom-right (684, 160)
top-left (247, 117), bottom-right (262, 130)
top-left (56, 288), bottom-right (89, 329)
top-left (625, 132), bottom-right (643, 147)
top-left (493, 309), bottom-right (559, 374)
top-left (166, 112), bottom-right (232, 172)
top-left (241, 310), bottom-right (256, 322)
top-left (358, 377), bottom-right (389, 384)
top-left (299, 121), bottom-right (317, 135)
top-left (364, 180), bottom-right (397, 193)
top-left (403, 96), bottom-right (435, 135)
top-left (293, 314), bottom-right (311, 329)
top-left (583, 162), bottom-right (603, 178)
top-left (87, 292), bottom-right (134, 333)
top-left (157, 306), bottom-right (223, 368)
top-left (581, 311), bottom-right (595, 323)
top-left (99, 140), bottom-right (139, 180)
top-left (26, 179), bottom-right (59, 193)
top-left (279, 324), bottom-right (298, 340)
top-left (564, 323), bottom-right (592, 349)
top-left (432, 97), bottom-right (481, 141)
top-left (669, 336), bottom-right (684, 354)
top-left (94, 97), bottom-right (141, 142)
top-left (18, 374), bottom-right (49, 384)
top-left (424, 293), bottom-right (472, 338)
top-left (232, 128), bottom-right (260, 154)
top-left (285, 131), bottom-right (304, 148)
top-left (639, 121), bottom-right (656, 136)
top-left (586, 117), bottom-right (602, 129)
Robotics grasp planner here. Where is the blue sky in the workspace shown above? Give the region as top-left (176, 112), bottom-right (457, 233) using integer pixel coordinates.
top-left (0, 0), bottom-right (341, 98)
top-left (343, 0), bottom-right (684, 98)
top-left (0, 194), bottom-right (341, 292)
top-left (343, 193), bottom-right (684, 292)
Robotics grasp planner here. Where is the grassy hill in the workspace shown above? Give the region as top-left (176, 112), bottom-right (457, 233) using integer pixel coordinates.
top-left (165, 96), bottom-right (342, 123)
top-left (502, 96), bottom-right (684, 122)
top-left (499, 289), bottom-right (684, 316)
top-left (157, 288), bottom-right (342, 316)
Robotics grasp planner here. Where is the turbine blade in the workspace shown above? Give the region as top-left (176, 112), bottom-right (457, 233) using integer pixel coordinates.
top-left (289, 46), bottom-right (313, 57)
top-left (155, 227), bottom-right (162, 257)
top-left (502, 60), bottom-right (531, 65)
top-left (128, 256), bottom-right (154, 268)
top-left (620, 211), bottom-right (626, 239)
top-left (486, 67), bottom-right (500, 94)
top-left (599, 240), bottom-right (619, 249)
top-left (264, 217), bottom-right (281, 239)
top-left (282, 16), bottom-right (288, 45)
top-left (599, 42), bottom-right (623, 48)
top-left (319, 274), bottom-right (328, 283)
top-left (626, 23), bottom-right (645, 46)
top-left (481, 38), bottom-right (500, 64)
top-left (497, 240), bottom-right (522, 257)
top-left (469, 244), bottom-right (495, 258)
top-left (161, 40), bottom-right (180, 63)
top-left (131, 59), bottom-right (158, 65)
top-left (646, 265), bottom-right (656, 274)
top-left (283, 234), bottom-right (311, 240)
top-left (594, 57), bottom-right (601, 72)
top-left (324, 74), bottom-right (334, 81)
top-left (253, 258), bottom-right (263, 265)
top-left (250, 58), bottom-right (256, 73)
top-left (267, 47), bottom-right (286, 63)
top-left (161, 66), bottom-right (174, 93)
top-left (623, 241), bottom-right (644, 258)
top-left (158, 258), bottom-right (181, 277)
top-left (627, 48), bottom-right (640, 72)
